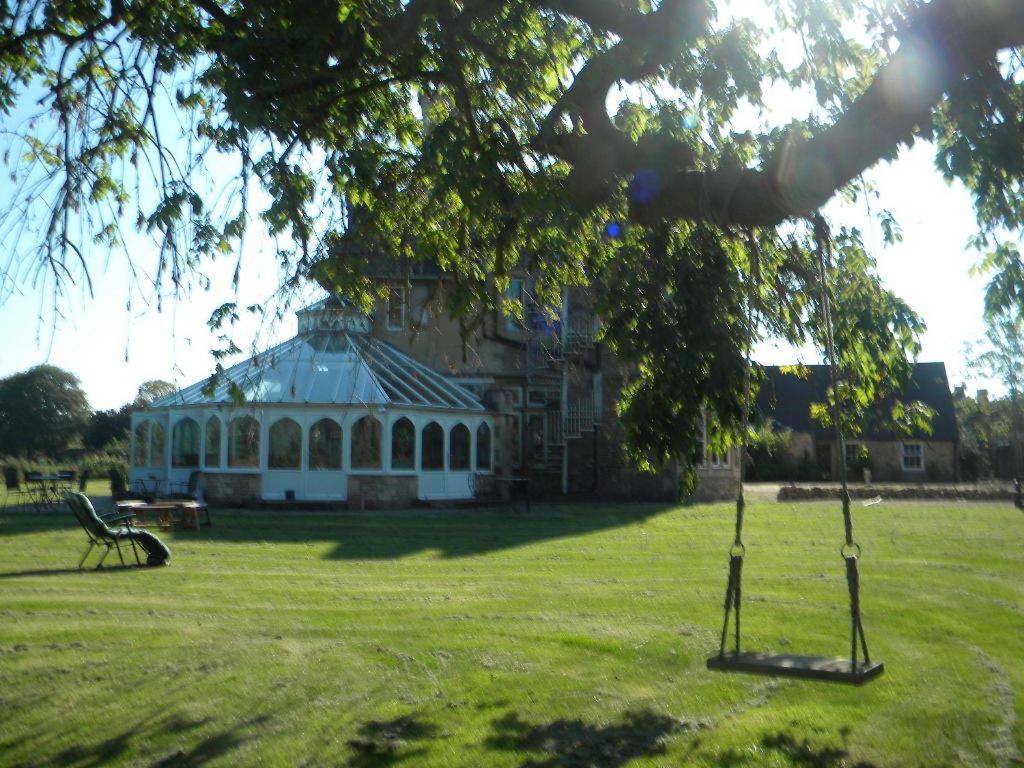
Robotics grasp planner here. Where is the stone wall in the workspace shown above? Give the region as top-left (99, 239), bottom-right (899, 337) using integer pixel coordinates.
top-left (347, 474), bottom-right (418, 509)
top-left (775, 433), bottom-right (958, 483)
top-left (202, 472), bottom-right (261, 505)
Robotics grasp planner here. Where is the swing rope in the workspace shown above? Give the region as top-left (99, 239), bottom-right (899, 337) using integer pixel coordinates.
top-left (813, 215), bottom-right (872, 671)
top-left (717, 231), bottom-right (757, 658)
top-left (714, 220), bottom-right (875, 677)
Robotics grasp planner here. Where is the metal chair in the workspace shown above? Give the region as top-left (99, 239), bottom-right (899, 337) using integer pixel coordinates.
top-left (65, 492), bottom-right (142, 569)
top-left (3, 466), bottom-right (26, 509)
top-left (164, 471), bottom-right (211, 526)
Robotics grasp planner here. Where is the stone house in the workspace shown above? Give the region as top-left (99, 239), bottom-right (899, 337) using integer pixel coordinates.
top-left (128, 264), bottom-right (739, 506)
top-left (755, 362), bottom-right (959, 482)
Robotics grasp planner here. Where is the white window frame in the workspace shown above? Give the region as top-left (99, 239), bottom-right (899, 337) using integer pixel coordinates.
top-left (710, 449), bottom-right (730, 469)
top-left (901, 442), bottom-right (925, 471)
top-left (387, 285), bottom-right (406, 331)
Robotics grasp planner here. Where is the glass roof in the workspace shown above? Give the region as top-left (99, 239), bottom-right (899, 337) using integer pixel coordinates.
top-left (149, 300), bottom-right (484, 411)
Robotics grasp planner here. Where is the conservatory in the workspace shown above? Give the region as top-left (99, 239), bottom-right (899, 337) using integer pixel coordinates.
top-left (129, 297), bottom-right (493, 505)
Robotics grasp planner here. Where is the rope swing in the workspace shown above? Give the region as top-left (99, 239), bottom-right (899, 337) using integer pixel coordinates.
top-left (706, 221), bottom-right (885, 685)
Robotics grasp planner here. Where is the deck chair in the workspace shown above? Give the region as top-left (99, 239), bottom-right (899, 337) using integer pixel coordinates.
top-left (3, 466), bottom-right (26, 509)
top-left (65, 492), bottom-right (171, 568)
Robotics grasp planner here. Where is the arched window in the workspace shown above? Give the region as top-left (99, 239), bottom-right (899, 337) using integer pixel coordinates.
top-left (450, 424), bottom-right (470, 470)
top-left (391, 418), bottom-right (415, 470)
top-left (476, 423), bottom-right (492, 471)
top-left (350, 415), bottom-right (382, 469)
top-left (268, 418), bottom-right (302, 469)
top-left (309, 418), bottom-right (342, 470)
top-left (172, 418), bottom-right (200, 468)
top-left (422, 422), bottom-right (444, 470)
top-left (228, 416), bottom-right (260, 468)
top-left (150, 422), bottom-right (166, 467)
top-left (133, 422), bottom-right (150, 467)
top-left (205, 417), bottom-right (221, 468)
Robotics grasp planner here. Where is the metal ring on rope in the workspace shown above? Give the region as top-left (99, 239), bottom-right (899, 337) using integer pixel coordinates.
top-left (840, 542), bottom-right (862, 560)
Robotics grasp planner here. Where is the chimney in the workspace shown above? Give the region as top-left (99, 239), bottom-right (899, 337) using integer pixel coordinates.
top-left (977, 389), bottom-right (989, 403)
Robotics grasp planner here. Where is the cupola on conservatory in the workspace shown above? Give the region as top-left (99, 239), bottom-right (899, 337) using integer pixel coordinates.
top-left (129, 296), bottom-right (493, 505)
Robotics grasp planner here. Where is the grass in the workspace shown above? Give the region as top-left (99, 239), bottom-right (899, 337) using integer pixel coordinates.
top-left (0, 492), bottom-right (1021, 767)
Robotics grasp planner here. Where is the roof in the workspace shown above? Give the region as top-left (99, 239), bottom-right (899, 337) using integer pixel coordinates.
top-left (149, 299), bottom-right (484, 411)
top-left (756, 362), bottom-right (958, 442)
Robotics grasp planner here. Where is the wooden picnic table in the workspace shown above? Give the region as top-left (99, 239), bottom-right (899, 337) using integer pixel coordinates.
top-left (115, 500), bottom-right (206, 531)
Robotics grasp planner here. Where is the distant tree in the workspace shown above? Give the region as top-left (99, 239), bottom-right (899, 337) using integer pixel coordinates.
top-left (83, 407), bottom-right (131, 451)
top-left (0, 366), bottom-right (91, 457)
top-left (968, 313), bottom-right (1024, 477)
top-left (132, 380), bottom-right (177, 408)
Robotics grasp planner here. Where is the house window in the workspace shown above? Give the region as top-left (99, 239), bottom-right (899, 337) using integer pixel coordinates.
top-left (391, 418), bottom-right (415, 470)
top-left (507, 414), bottom-right (522, 469)
top-left (351, 416), bottom-right (383, 470)
top-left (902, 442), bottom-right (924, 471)
top-left (528, 414), bottom-right (546, 465)
top-left (150, 422), bottom-right (166, 467)
top-left (205, 417), bottom-right (221, 468)
top-left (450, 424), bottom-right (470, 470)
top-left (710, 450), bottom-right (730, 469)
top-left (133, 421), bottom-right (150, 467)
top-left (387, 285), bottom-right (405, 331)
top-left (309, 418), bottom-right (343, 470)
top-left (504, 278), bottom-right (524, 333)
top-left (228, 416), bottom-right (260, 468)
top-left (476, 423), bottom-right (492, 471)
top-left (268, 418), bottom-right (302, 469)
top-left (410, 285), bottom-right (431, 328)
top-left (171, 418), bottom-right (200, 468)
top-left (694, 414), bottom-right (707, 469)
top-left (422, 422), bottom-right (444, 470)
top-left (844, 442), bottom-right (862, 468)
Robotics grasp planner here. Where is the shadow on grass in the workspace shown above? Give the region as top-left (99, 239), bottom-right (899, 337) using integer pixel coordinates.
top-left (197, 503), bottom-right (677, 560)
top-left (711, 727), bottom-right (880, 768)
top-left (484, 709), bottom-right (690, 767)
top-left (346, 716), bottom-right (439, 767)
top-left (33, 714), bottom-right (271, 768)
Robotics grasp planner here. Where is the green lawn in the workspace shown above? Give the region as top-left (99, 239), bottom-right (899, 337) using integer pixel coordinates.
top-left (0, 495), bottom-right (1021, 767)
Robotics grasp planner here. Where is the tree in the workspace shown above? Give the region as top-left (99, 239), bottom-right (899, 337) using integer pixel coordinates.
top-left (83, 407), bottom-right (131, 451)
top-left (132, 380), bottom-right (177, 408)
top-left (0, 366), bottom-right (91, 457)
top-left (968, 312), bottom-right (1024, 477)
top-left (2, 0), bottom-right (1022, 472)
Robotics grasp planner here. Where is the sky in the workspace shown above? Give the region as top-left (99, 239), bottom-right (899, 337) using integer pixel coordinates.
top-left (0, 6), bottom-right (1008, 411)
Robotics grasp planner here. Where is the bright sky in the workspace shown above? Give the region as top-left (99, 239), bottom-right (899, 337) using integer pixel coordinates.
top-left (0, 5), bottom-right (1006, 411)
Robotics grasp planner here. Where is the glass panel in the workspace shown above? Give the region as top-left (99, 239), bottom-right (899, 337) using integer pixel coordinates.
top-left (391, 418), bottom-right (415, 470)
top-left (150, 422), bottom-right (165, 467)
top-left (269, 418), bottom-right (301, 469)
top-left (133, 422), bottom-right (150, 467)
top-left (172, 418), bottom-right (200, 468)
top-left (205, 418), bottom-right (221, 468)
top-left (422, 422), bottom-right (444, 470)
top-left (309, 418), bottom-right (342, 470)
top-left (450, 424), bottom-right (470, 470)
top-left (351, 416), bottom-right (382, 470)
top-left (228, 416), bottom-right (260, 468)
top-left (476, 423), bottom-right (491, 470)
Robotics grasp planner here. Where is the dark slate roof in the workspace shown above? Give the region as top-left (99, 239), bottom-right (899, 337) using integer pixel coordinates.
top-left (756, 362), bottom-right (958, 442)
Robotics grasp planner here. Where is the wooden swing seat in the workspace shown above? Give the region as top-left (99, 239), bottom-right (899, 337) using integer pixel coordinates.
top-left (707, 651), bottom-right (884, 685)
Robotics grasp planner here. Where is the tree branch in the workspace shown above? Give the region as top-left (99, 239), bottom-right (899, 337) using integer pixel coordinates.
top-left (632, 0), bottom-right (1024, 227)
